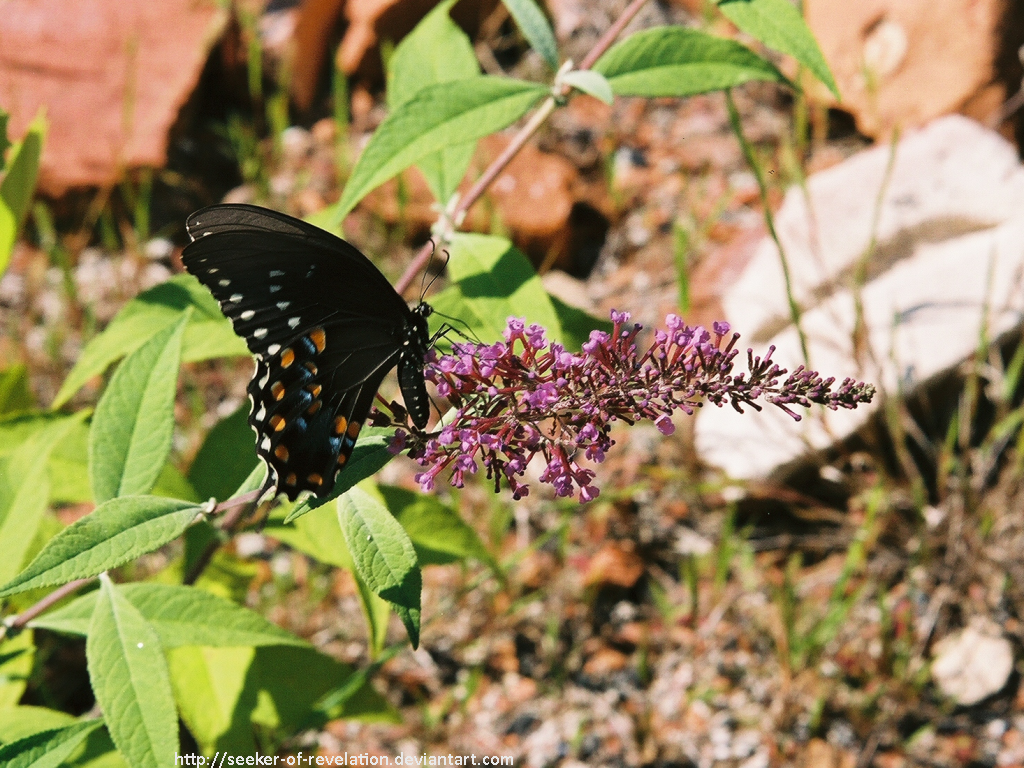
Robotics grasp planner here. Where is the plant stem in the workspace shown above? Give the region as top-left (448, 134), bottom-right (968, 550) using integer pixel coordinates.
top-left (394, 0), bottom-right (651, 295)
top-left (725, 89), bottom-right (810, 366)
top-left (3, 577), bottom-right (95, 635)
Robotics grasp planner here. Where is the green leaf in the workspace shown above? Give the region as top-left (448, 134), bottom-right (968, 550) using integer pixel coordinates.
top-left (388, 0), bottom-right (480, 203)
top-left (352, 569), bottom-right (393, 657)
top-left (283, 427), bottom-right (396, 523)
top-left (0, 411), bottom-right (93, 504)
top-left (86, 575), bottom-right (177, 768)
top-left (265, 504), bottom-right (391, 656)
top-left (0, 720), bottom-right (102, 768)
top-left (47, 416), bottom-right (92, 504)
top-left (168, 644), bottom-right (392, 755)
top-left (0, 630), bottom-right (35, 708)
top-left (0, 496), bottom-right (201, 598)
top-left (0, 110), bottom-right (46, 278)
top-left (89, 312), bottom-right (189, 503)
top-left (0, 415), bottom-right (83, 586)
top-left (717, 0), bottom-right (838, 98)
top-left (187, 404), bottom-right (258, 501)
top-left (53, 275), bottom-right (247, 408)
top-left (561, 69), bottom-right (614, 104)
top-left (429, 232), bottom-right (563, 346)
top-left (338, 485), bottom-right (421, 647)
top-left (390, 602), bottom-right (420, 649)
top-left (0, 364), bottom-right (33, 415)
top-left (71, 721), bottom-right (129, 768)
top-left (549, 294), bottom-right (611, 352)
top-left (0, 202), bottom-right (14, 279)
top-left (502, 0), bottom-right (559, 70)
top-left (381, 485), bottom-right (495, 568)
top-left (151, 462), bottom-right (200, 503)
top-left (333, 77), bottom-right (546, 222)
top-left (593, 26), bottom-right (788, 97)
top-left (0, 108), bottom-right (10, 170)
top-left (0, 111), bottom-right (45, 234)
top-left (168, 646), bottom-right (256, 754)
top-left (0, 706), bottom-right (75, 745)
top-left (266, 503), bottom-right (352, 569)
top-left (32, 583), bottom-right (306, 648)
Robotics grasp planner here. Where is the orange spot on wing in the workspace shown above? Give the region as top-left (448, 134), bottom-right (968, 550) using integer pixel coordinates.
top-left (307, 400), bottom-right (322, 415)
top-left (304, 361), bottom-right (318, 375)
top-left (337, 453), bottom-right (348, 466)
top-left (269, 415), bottom-right (286, 432)
top-left (285, 472), bottom-right (297, 486)
top-left (274, 445), bottom-right (290, 462)
top-left (307, 383), bottom-right (322, 397)
top-left (347, 420), bottom-right (362, 440)
top-left (309, 327), bottom-right (326, 353)
top-left (271, 381), bottom-right (285, 401)
top-left (307, 473), bottom-right (323, 487)
top-left (333, 416), bottom-right (348, 435)
top-left (280, 348), bottom-right (295, 368)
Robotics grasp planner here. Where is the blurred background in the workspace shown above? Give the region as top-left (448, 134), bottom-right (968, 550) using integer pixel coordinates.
top-left (3, 0), bottom-right (1024, 765)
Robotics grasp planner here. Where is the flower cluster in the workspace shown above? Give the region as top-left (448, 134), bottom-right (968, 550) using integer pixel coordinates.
top-left (393, 311), bottom-right (875, 502)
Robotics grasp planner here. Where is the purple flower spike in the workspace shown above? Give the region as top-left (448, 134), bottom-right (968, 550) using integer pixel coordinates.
top-left (398, 311), bottom-right (875, 504)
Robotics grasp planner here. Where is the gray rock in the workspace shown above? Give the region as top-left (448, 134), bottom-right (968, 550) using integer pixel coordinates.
top-left (696, 115), bottom-right (1024, 479)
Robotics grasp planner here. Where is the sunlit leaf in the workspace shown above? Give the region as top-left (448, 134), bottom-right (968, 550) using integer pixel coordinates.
top-left (89, 312), bottom-right (189, 503)
top-left (86, 575), bottom-right (177, 768)
top-left (0, 496), bottom-right (201, 598)
top-left (334, 78), bottom-right (546, 222)
top-left (593, 26), bottom-right (787, 97)
top-left (717, 0), bottom-right (838, 97)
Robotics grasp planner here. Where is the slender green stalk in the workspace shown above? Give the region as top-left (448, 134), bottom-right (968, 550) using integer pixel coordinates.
top-left (725, 89), bottom-right (810, 365)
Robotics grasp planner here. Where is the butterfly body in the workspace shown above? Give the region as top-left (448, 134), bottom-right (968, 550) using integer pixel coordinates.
top-left (182, 204), bottom-right (431, 501)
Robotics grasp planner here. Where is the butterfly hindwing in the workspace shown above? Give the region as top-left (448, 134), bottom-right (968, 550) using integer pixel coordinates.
top-left (182, 204), bottom-right (432, 501)
top-left (249, 344), bottom-right (390, 499)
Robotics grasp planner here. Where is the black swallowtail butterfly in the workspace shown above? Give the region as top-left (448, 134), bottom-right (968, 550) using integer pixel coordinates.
top-left (182, 204), bottom-right (432, 502)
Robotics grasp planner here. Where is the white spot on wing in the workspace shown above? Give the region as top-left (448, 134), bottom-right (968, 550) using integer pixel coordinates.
top-left (277, 301), bottom-right (291, 311)
top-left (270, 285), bottom-right (281, 293)
top-left (229, 293), bottom-right (243, 303)
top-left (288, 317), bottom-right (301, 329)
top-left (261, 436), bottom-right (271, 450)
top-left (270, 270), bottom-right (285, 277)
top-left (254, 328), bottom-right (268, 339)
top-left (267, 344), bottom-right (280, 355)
top-left (241, 310), bottom-right (255, 321)
top-left (218, 279), bottom-right (231, 287)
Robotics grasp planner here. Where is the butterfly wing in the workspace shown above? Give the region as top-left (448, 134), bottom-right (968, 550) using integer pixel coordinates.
top-left (182, 204), bottom-right (424, 501)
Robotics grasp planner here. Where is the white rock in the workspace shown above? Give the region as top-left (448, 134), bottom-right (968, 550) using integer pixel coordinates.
top-left (696, 116), bottom-right (1024, 479)
top-left (931, 618), bottom-right (1013, 706)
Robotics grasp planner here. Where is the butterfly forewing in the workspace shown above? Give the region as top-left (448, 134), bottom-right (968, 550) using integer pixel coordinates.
top-left (182, 204), bottom-right (431, 501)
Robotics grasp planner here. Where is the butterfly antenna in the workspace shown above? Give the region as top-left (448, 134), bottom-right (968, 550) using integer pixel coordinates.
top-left (417, 237), bottom-right (437, 301)
top-left (419, 244), bottom-right (451, 305)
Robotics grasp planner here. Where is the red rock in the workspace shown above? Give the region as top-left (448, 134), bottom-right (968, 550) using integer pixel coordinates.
top-left (290, 0), bottom-right (346, 112)
top-left (516, 550), bottom-right (557, 590)
top-left (801, 739), bottom-right (856, 768)
top-left (584, 541), bottom-right (644, 588)
top-left (357, 133), bottom-right (610, 272)
top-left (332, 0), bottom-right (498, 85)
top-left (582, 645), bottom-right (629, 675)
top-left (804, 0), bottom-right (1004, 138)
top-left (466, 135), bottom-right (579, 266)
top-left (0, 0), bottom-right (228, 195)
